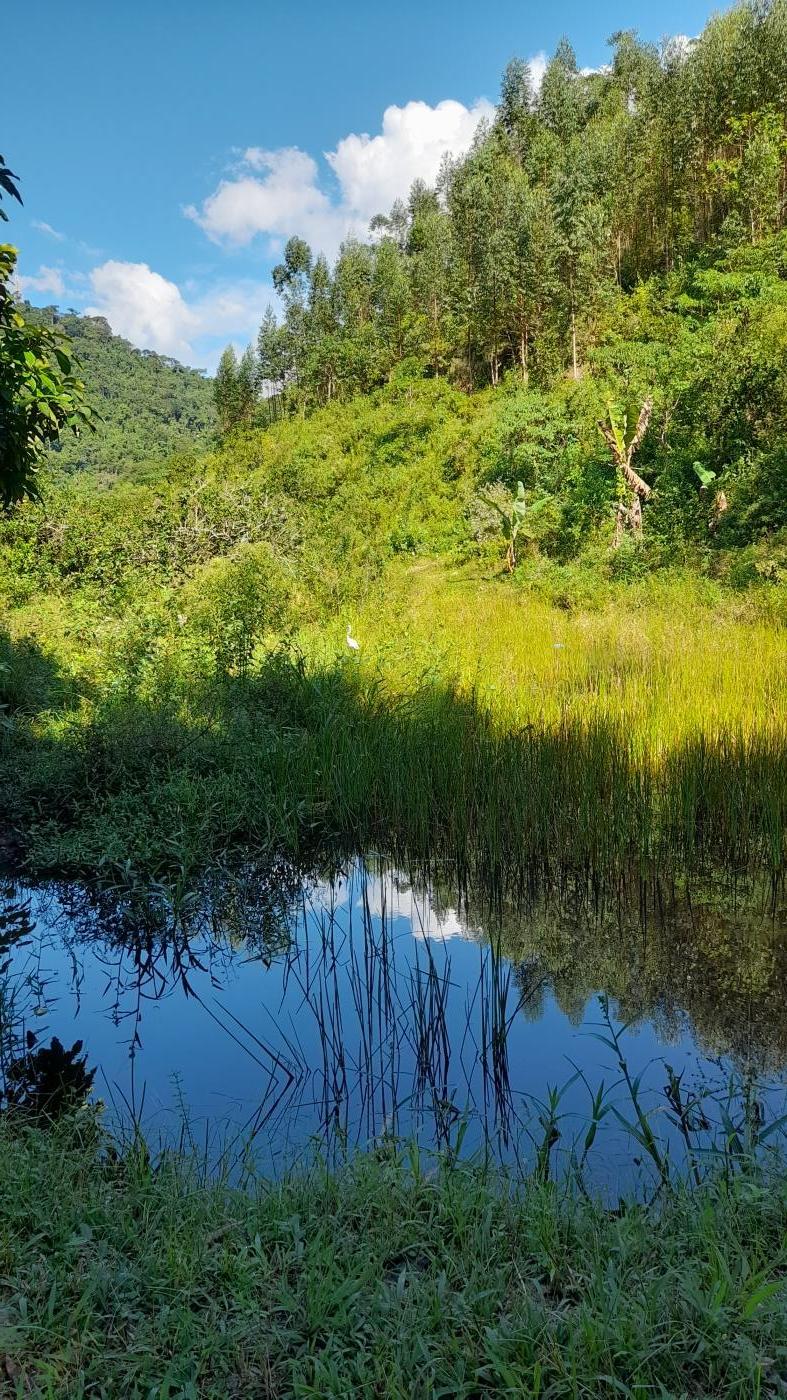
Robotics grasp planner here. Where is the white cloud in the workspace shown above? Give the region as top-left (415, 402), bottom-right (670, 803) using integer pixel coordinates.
top-left (664, 33), bottom-right (696, 62)
top-left (32, 219), bottom-right (66, 242)
top-left (191, 279), bottom-right (273, 338)
top-left (14, 265), bottom-right (66, 297)
top-left (186, 95), bottom-right (495, 256)
top-left (85, 261), bottom-right (198, 360)
top-left (528, 53), bottom-right (548, 94)
top-left (186, 147), bottom-right (338, 249)
top-left (327, 98), bottom-right (494, 222)
top-left (354, 875), bottom-right (478, 943)
top-left (83, 259), bottom-right (273, 367)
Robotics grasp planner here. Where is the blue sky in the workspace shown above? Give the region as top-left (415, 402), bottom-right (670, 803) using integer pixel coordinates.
top-left (6, 0), bottom-right (721, 370)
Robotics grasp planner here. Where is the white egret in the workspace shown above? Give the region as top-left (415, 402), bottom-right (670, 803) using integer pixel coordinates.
top-left (346, 625), bottom-right (360, 653)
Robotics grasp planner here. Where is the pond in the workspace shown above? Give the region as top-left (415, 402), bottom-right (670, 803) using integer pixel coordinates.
top-left (2, 858), bottom-right (786, 1186)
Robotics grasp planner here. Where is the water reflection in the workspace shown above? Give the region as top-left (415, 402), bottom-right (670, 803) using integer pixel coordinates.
top-left (1, 861), bottom-right (785, 1179)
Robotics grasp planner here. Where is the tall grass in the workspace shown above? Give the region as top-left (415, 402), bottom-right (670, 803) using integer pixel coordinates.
top-left (1, 565), bottom-right (786, 888)
top-left (352, 564), bottom-right (787, 747)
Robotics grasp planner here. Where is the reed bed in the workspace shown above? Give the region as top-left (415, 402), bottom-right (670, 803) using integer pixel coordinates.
top-left (350, 567), bottom-right (787, 749)
top-left (2, 567), bottom-right (786, 888)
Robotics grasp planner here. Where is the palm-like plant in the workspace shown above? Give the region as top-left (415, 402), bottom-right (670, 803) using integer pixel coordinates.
top-left (597, 397), bottom-right (653, 544)
top-left (693, 462), bottom-right (728, 531)
top-left (483, 480), bottom-right (551, 571)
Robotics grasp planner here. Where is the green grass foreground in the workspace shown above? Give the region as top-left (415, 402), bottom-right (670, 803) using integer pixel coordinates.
top-left (0, 1122), bottom-right (786, 1397)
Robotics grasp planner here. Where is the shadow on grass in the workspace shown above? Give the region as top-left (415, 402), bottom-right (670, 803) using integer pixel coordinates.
top-left (1, 642), bottom-right (785, 892)
top-left (0, 628), bottom-right (73, 719)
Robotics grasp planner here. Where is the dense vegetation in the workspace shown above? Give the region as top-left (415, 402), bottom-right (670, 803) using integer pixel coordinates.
top-left (0, 1118), bottom-right (785, 1398)
top-left (1, 376), bottom-right (785, 887)
top-left (23, 303), bottom-right (216, 478)
top-left (3, 8), bottom-right (787, 1394)
top-left (208, 13), bottom-right (787, 581)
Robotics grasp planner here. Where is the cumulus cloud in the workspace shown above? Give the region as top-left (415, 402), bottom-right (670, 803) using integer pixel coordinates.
top-left (664, 33), bottom-right (696, 62)
top-left (327, 98), bottom-right (494, 222)
top-left (186, 147), bottom-right (337, 249)
top-left (83, 259), bottom-right (273, 366)
top-left (186, 95), bottom-right (495, 256)
top-left (85, 261), bottom-right (198, 360)
top-left (32, 219), bottom-right (66, 242)
top-left (14, 265), bottom-right (66, 297)
top-left (528, 53), bottom-right (549, 94)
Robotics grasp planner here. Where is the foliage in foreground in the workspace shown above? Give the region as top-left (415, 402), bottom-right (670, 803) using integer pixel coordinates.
top-left (0, 1118), bottom-right (785, 1397)
top-left (0, 160), bottom-right (96, 506)
top-left (0, 250), bottom-right (95, 507)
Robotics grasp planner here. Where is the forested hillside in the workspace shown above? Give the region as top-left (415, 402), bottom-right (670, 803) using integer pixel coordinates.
top-left (212, 2), bottom-right (787, 576)
top-left (230, 5), bottom-right (787, 403)
top-left (23, 304), bottom-right (215, 477)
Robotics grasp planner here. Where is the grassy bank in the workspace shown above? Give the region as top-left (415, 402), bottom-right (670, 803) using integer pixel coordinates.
top-left (0, 1119), bottom-right (785, 1398)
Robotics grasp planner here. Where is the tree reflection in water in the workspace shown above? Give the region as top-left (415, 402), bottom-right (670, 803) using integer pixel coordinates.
top-left (0, 858), bottom-right (785, 1179)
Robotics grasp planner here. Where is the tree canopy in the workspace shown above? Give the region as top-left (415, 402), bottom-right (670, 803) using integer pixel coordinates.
top-left (215, 3), bottom-right (787, 420)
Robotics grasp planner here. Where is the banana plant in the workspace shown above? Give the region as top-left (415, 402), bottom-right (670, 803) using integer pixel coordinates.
top-left (597, 396), bottom-right (653, 543)
top-left (692, 462), bottom-right (728, 530)
top-left (483, 480), bottom-right (550, 572)
top-left (692, 462), bottom-right (717, 490)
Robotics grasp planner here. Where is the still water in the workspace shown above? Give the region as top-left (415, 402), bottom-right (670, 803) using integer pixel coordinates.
top-left (2, 858), bottom-right (786, 1183)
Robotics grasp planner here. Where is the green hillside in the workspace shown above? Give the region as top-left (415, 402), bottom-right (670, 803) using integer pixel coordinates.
top-left (22, 304), bottom-right (216, 478)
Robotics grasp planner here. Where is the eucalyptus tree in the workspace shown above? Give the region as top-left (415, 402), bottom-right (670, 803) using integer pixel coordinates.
top-left (214, 345), bottom-right (256, 433)
top-left (272, 236), bottom-right (314, 389)
top-left (372, 236), bottom-right (411, 368)
top-left (406, 182), bottom-right (453, 377)
top-left (539, 39), bottom-right (584, 144)
top-left (506, 174), bottom-right (561, 381)
top-left (331, 240), bottom-right (378, 396)
top-left (448, 133), bottom-right (516, 385)
top-left (256, 307), bottom-right (290, 393)
top-left (551, 144), bottom-right (611, 377)
top-left (304, 253), bottom-right (339, 402)
top-left (369, 197), bottom-right (409, 250)
top-left (600, 30), bottom-right (664, 283)
top-left (497, 57), bottom-right (535, 161)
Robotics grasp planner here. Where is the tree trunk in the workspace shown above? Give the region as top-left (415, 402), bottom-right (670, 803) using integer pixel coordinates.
top-left (620, 460), bottom-right (652, 500)
top-left (571, 305), bottom-right (578, 379)
top-left (570, 273), bottom-right (579, 379)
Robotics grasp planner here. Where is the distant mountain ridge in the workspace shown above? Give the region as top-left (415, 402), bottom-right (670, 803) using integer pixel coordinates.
top-left (23, 303), bottom-right (216, 477)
